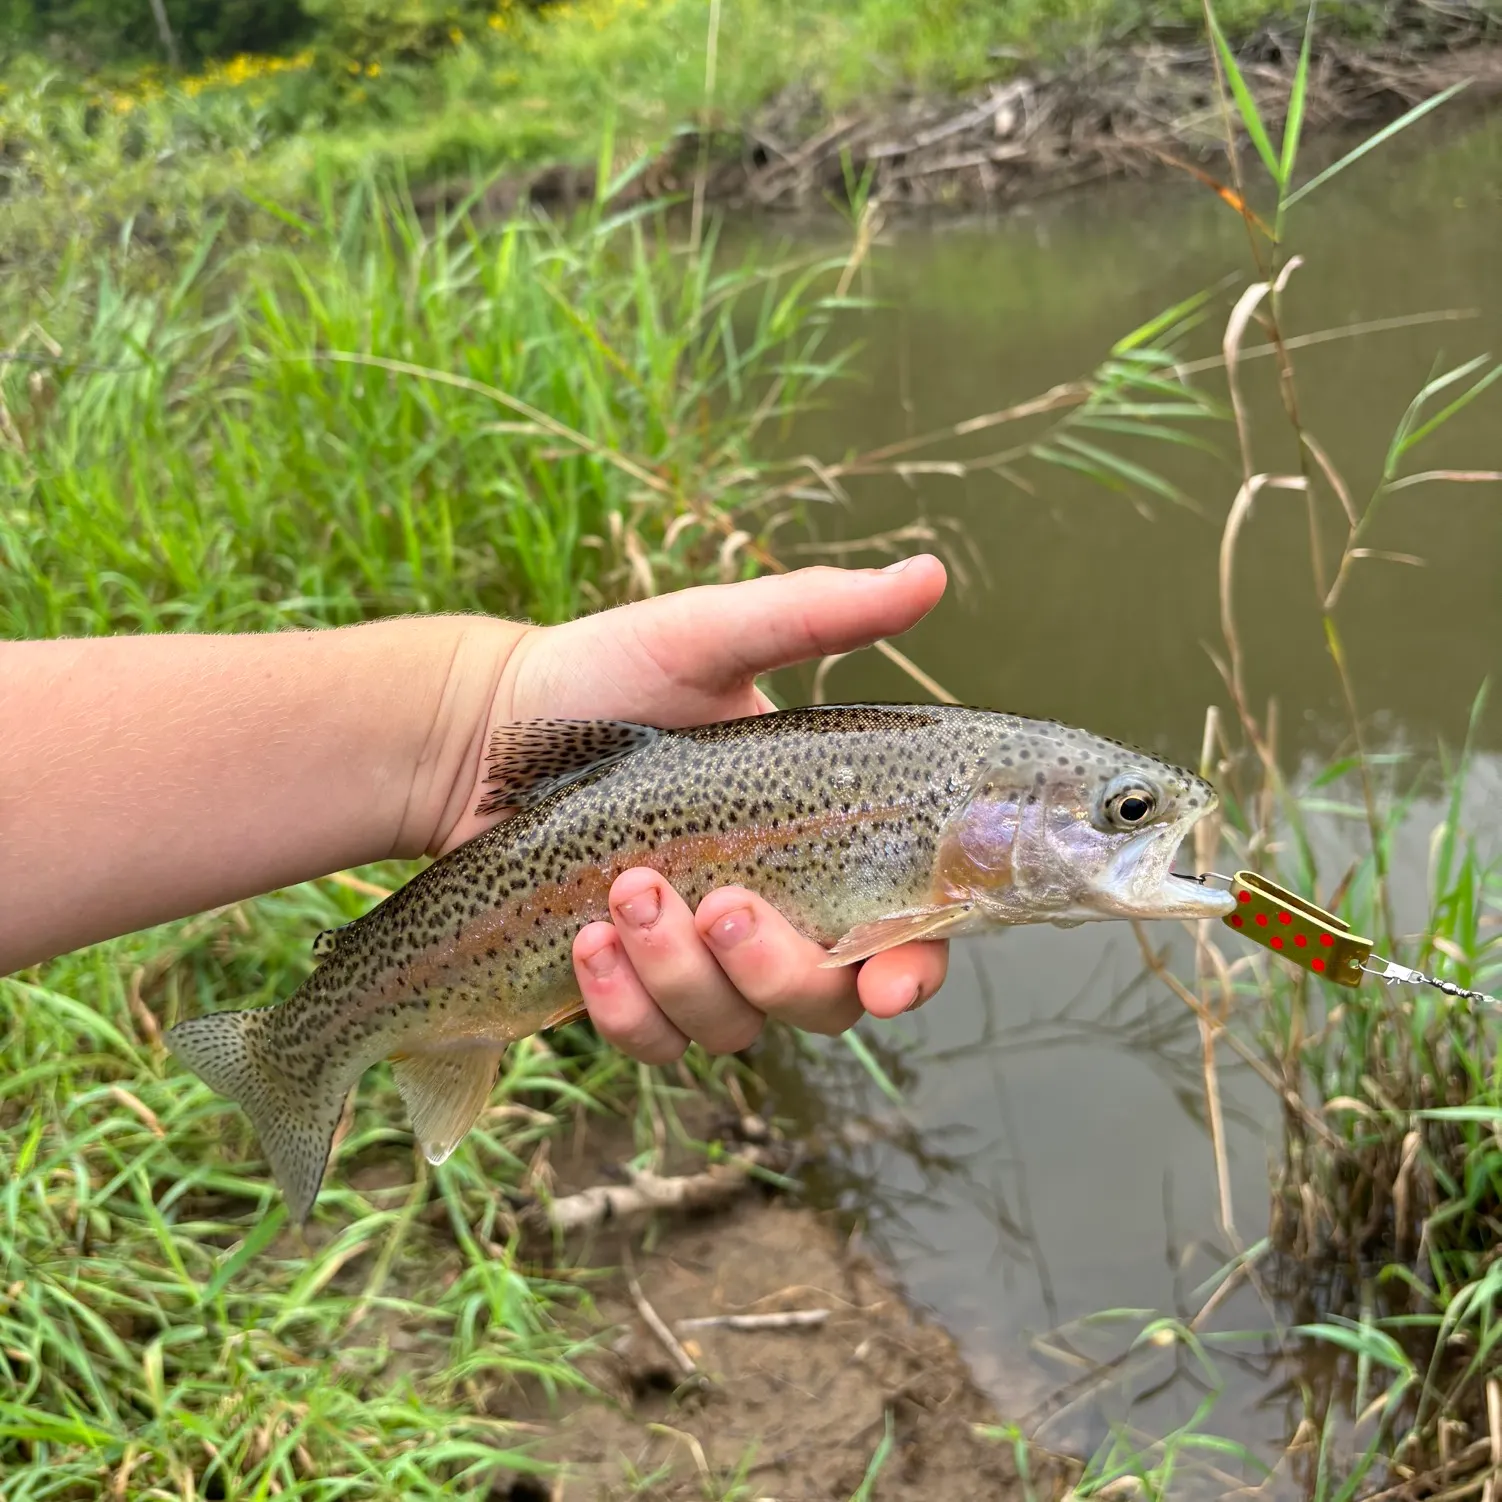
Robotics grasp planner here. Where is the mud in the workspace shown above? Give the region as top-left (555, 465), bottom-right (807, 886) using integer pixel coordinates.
top-left (478, 1105), bottom-right (1078, 1501)
top-left (511, 1199), bottom-right (1069, 1501)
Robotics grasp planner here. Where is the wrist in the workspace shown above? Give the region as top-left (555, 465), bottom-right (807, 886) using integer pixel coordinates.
top-left (401, 613), bottom-right (535, 859)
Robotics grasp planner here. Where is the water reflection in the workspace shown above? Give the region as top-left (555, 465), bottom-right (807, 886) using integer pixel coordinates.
top-left (760, 109), bottom-right (1502, 757)
top-left (751, 104), bottom-right (1502, 1489)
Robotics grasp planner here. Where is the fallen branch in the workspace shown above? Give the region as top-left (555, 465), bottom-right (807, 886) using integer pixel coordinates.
top-left (676, 1309), bottom-right (831, 1333)
top-left (525, 1144), bottom-right (785, 1235)
top-left (627, 1272), bottom-right (701, 1384)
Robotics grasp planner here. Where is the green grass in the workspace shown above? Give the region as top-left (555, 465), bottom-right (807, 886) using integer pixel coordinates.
top-left (2, 867), bottom-right (582, 1496)
top-left (0, 171), bottom-right (864, 638)
top-left (0, 172), bottom-right (866, 1493)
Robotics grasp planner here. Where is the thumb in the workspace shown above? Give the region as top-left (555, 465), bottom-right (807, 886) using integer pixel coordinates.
top-left (634, 556), bottom-right (948, 694)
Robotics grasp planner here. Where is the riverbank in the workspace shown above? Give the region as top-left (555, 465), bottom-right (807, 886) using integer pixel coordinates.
top-left (488, 1100), bottom-right (1074, 1500)
top-left (4, 0), bottom-right (1502, 271)
top-left (442, 20), bottom-right (1502, 220)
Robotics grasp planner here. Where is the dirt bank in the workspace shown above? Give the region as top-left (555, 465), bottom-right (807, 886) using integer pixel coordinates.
top-left (431, 18), bottom-right (1502, 222)
top-left (483, 1108), bottom-right (1077, 1502)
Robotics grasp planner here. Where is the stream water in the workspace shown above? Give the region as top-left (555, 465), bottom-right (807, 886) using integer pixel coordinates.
top-left (752, 104), bottom-right (1502, 1487)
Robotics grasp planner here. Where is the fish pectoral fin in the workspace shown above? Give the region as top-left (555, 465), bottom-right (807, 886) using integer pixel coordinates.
top-left (819, 903), bottom-right (979, 968)
top-left (541, 1000), bottom-right (587, 1031)
top-left (390, 1046), bottom-right (505, 1165)
top-left (475, 718), bottom-right (662, 818)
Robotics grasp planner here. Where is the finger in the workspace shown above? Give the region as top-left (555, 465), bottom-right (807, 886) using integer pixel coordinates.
top-left (643, 555), bottom-right (948, 697)
top-left (497, 557), bottom-right (947, 749)
top-left (573, 922), bottom-right (689, 1065)
top-left (608, 870), bottom-right (765, 1055)
top-left (695, 888), bottom-right (865, 1036)
top-left (855, 941), bottom-right (951, 1019)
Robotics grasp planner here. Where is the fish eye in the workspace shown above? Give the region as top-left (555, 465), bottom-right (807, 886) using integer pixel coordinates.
top-left (1103, 780), bottom-right (1158, 830)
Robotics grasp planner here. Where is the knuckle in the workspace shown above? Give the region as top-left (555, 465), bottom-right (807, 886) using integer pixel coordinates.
top-left (702, 1015), bottom-right (765, 1056)
top-left (801, 1009), bottom-right (854, 1037)
top-left (605, 1016), bottom-right (681, 1064)
top-left (753, 972), bottom-right (822, 1013)
top-left (641, 1037), bottom-right (688, 1065)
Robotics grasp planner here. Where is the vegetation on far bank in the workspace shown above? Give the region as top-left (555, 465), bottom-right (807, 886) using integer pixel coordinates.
top-left (4, 0), bottom-right (1502, 271)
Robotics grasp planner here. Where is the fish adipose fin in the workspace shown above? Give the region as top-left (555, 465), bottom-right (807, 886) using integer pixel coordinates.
top-left (819, 902), bottom-right (979, 967)
top-left (165, 1009), bottom-right (345, 1226)
top-left (389, 1046), bottom-right (504, 1165)
top-left (475, 718), bottom-right (662, 818)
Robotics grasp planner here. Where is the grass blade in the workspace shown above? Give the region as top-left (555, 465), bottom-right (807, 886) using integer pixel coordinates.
top-left (1110, 285), bottom-right (1217, 355)
top-left (1205, 1), bottom-right (1280, 182)
top-left (1283, 80), bottom-right (1470, 209)
top-left (1278, 1), bottom-right (1318, 192)
top-left (849, 1408), bottom-right (895, 1502)
top-left (841, 1029), bottom-right (903, 1106)
top-left (201, 1205), bottom-right (288, 1306)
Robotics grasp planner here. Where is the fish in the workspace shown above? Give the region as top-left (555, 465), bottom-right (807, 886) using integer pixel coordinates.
top-left (164, 703), bottom-right (1235, 1222)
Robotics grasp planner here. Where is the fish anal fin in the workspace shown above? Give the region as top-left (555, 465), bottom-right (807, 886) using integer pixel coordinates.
top-left (390, 1046), bottom-right (504, 1165)
top-left (475, 719), bottom-right (661, 818)
top-left (818, 903), bottom-right (978, 968)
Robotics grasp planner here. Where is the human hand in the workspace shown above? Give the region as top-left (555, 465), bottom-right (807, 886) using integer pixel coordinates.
top-left (0, 554), bottom-right (939, 982)
top-left (442, 557), bottom-right (952, 1063)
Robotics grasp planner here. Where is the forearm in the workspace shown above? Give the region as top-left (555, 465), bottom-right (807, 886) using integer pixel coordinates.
top-left (0, 615), bottom-right (524, 974)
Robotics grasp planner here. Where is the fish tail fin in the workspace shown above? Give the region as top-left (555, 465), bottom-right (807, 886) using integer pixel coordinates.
top-left (165, 1008), bottom-right (344, 1226)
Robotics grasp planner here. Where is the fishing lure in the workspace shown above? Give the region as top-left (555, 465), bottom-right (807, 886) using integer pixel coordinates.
top-left (1185, 870), bottom-right (1501, 1006)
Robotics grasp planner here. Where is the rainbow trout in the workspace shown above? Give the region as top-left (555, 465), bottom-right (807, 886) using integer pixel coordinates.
top-left (166, 704), bottom-right (1234, 1221)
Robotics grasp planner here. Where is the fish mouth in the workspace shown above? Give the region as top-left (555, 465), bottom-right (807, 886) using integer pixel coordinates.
top-left (1092, 826), bottom-right (1238, 921)
top-left (1157, 870), bottom-right (1238, 919)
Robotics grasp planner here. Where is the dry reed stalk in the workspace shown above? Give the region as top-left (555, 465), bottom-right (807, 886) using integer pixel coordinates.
top-left (628, 1276), bottom-right (701, 1383)
top-left (1131, 921), bottom-right (1346, 1151)
top-left (1485, 1380), bottom-right (1502, 1502)
top-left (687, 0), bottom-right (722, 260)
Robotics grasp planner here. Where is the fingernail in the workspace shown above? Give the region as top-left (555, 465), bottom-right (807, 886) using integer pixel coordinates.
top-left (707, 907), bottom-right (755, 949)
top-left (583, 943), bottom-right (618, 979)
top-left (881, 557), bottom-right (913, 574)
top-left (902, 984), bottom-right (927, 1013)
top-left (618, 889), bottom-right (660, 929)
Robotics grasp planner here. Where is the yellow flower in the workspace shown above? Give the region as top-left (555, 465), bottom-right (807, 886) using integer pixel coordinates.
top-left (170, 49), bottom-right (313, 96)
top-left (365, 61), bottom-right (381, 77)
top-left (449, 25), bottom-right (464, 43)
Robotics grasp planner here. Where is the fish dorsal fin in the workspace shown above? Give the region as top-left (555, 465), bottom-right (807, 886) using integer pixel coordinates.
top-left (819, 902), bottom-right (979, 968)
top-left (475, 718), bottom-right (661, 818)
top-left (390, 1046), bottom-right (504, 1164)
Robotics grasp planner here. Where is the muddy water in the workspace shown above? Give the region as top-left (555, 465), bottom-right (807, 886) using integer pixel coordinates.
top-left (754, 108), bottom-right (1502, 1479)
